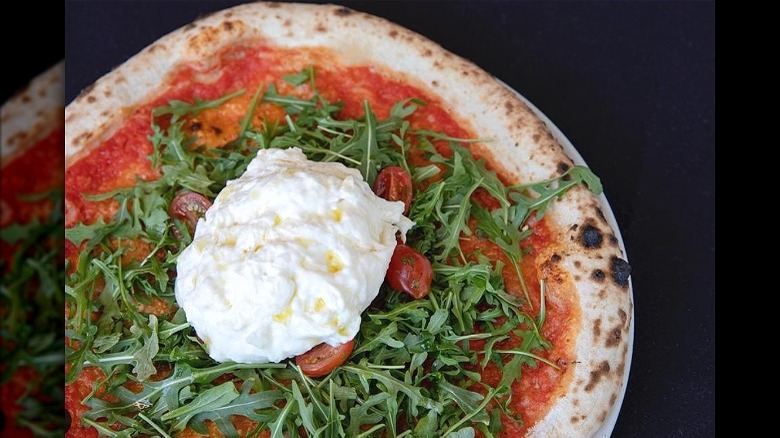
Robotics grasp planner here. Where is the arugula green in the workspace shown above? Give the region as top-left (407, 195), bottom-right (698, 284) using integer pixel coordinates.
top-left (65, 67), bottom-right (601, 436)
top-left (1, 188), bottom-right (65, 436)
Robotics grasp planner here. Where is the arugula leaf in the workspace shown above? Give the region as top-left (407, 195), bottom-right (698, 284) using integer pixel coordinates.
top-left (153, 89), bottom-right (245, 122)
top-left (161, 381), bottom-right (239, 431)
top-left (65, 66), bottom-right (604, 436)
top-left (190, 380), bottom-right (282, 437)
top-left (282, 66), bottom-right (315, 87)
top-left (356, 100), bottom-right (379, 185)
top-left (131, 315), bottom-right (160, 381)
top-left (0, 219), bottom-right (42, 244)
top-left (64, 217), bottom-right (108, 245)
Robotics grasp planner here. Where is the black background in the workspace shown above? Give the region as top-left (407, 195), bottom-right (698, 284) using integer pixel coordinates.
top-left (65, 1), bottom-right (715, 436)
top-left (1, 2), bottom-right (63, 103)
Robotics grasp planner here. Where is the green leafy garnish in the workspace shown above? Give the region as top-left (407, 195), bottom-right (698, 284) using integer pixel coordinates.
top-left (65, 67), bottom-right (602, 436)
top-left (2, 188), bottom-right (66, 436)
top-left (153, 89), bottom-right (245, 122)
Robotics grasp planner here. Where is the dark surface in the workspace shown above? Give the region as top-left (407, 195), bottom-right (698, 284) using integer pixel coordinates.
top-left (1, 2), bottom-right (63, 102)
top-left (65, 1), bottom-right (715, 436)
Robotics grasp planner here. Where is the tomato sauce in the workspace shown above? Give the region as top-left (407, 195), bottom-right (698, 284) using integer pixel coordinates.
top-left (1, 128), bottom-right (63, 265)
top-left (1, 125), bottom-right (64, 435)
top-left (65, 44), bottom-right (577, 436)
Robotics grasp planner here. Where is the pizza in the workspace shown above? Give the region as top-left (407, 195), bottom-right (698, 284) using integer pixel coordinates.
top-left (64, 3), bottom-right (633, 437)
top-left (1, 63), bottom-right (65, 436)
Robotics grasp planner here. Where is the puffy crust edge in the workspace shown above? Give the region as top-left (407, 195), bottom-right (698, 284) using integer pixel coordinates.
top-left (64, 3), bottom-right (632, 436)
top-left (2, 62), bottom-right (64, 165)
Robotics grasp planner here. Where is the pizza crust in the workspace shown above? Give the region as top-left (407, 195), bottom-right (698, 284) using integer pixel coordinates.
top-left (64, 3), bottom-right (632, 436)
top-left (2, 62), bottom-right (64, 165)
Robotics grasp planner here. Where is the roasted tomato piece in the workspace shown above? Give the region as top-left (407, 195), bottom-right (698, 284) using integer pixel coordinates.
top-left (169, 191), bottom-right (212, 237)
top-left (386, 243), bottom-right (433, 299)
top-left (373, 166), bottom-right (413, 215)
top-left (296, 340), bottom-right (355, 377)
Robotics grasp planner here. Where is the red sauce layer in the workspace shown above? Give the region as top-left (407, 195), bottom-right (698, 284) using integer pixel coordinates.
top-left (1, 126), bottom-right (64, 436)
top-left (65, 45), bottom-right (577, 436)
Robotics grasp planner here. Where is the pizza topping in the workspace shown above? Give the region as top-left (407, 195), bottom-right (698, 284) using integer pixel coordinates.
top-left (295, 339), bottom-right (355, 377)
top-left (373, 166), bottom-right (413, 214)
top-left (174, 147), bottom-right (412, 363)
top-left (1, 131), bottom-right (65, 433)
top-left (65, 66), bottom-right (603, 436)
top-left (168, 191), bottom-right (212, 238)
top-left (386, 243), bottom-right (433, 299)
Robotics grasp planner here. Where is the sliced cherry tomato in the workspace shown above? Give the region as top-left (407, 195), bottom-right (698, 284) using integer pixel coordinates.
top-left (295, 340), bottom-right (355, 377)
top-left (471, 187), bottom-right (502, 211)
top-left (386, 243), bottom-right (433, 299)
top-left (169, 191), bottom-right (212, 238)
top-left (373, 166), bottom-right (413, 215)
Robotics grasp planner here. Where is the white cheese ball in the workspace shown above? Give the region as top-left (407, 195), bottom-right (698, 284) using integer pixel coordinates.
top-left (174, 147), bottom-right (412, 363)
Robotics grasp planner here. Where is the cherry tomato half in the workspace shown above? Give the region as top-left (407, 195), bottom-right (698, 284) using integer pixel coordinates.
top-left (386, 243), bottom-right (433, 299)
top-left (169, 191), bottom-right (212, 237)
top-left (471, 188), bottom-right (502, 211)
top-left (373, 166), bottom-right (413, 215)
top-left (295, 340), bottom-right (355, 377)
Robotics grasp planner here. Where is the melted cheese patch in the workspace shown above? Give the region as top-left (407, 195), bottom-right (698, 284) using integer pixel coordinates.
top-left (175, 147), bottom-right (412, 363)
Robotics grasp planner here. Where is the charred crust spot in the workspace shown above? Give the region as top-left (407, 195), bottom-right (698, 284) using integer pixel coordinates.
top-left (584, 361), bottom-right (611, 392)
top-left (462, 70), bottom-right (469, 76)
top-left (610, 393), bottom-right (618, 406)
top-left (572, 398), bottom-right (580, 407)
top-left (598, 411), bottom-right (608, 422)
top-left (389, 30), bottom-right (398, 38)
top-left (316, 24), bottom-right (327, 32)
top-left (100, 110), bottom-right (110, 117)
top-left (551, 253), bottom-right (561, 263)
top-left (618, 308), bottom-right (627, 325)
top-left (148, 44), bottom-right (160, 53)
top-left (570, 223), bottom-right (579, 231)
top-left (21, 94), bottom-right (30, 103)
top-left (599, 289), bottom-right (607, 299)
top-left (574, 260), bottom-right (582, 268)
top-left (616, 360), bottom-right (625, 377)
top-left (334, 7), bottom-right (353, 16)
top-left (283, 19), bottom-right (292, 27)
top-left (76, 84), bottom-right (95, 100)
top-left (570, 416), bottom-right (580, 424)
top-left (605, 326), bottom-right (622, 347)
top-left (591, 269), bottom-right (606, 282)
top-left (504, 101), bottom-right (514, 113)
top-left (557, 161), bottom-right (571, 174)
top-left (580, 222), bottom-right (603, 249)
top-left (574, 275), bottom-right (581, 281)
top-left (267, 2), bottom-right (281, 8)
top-left (38, 88), bottom-right (47, 97)
top-left (86, 95), bottom-right (96, 104)
top-left (431, 80), bottom-right (439, 87)
top-left (596, 207), bottom-right (607, 222)
top-left (103, 89), bottom-right (112, 97)
top-left (223, 21), bottom-right (234, 31)
top-left (184, 23), bottom-right (197, 31)
top-left (610, 256), bottom-right (632, 288)
top-left (224, 11), bottom-right (233, 18)
top-left (73, 132), bottom-right (91, 146)
top-left (593, 318), bottom-right (602, 338)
